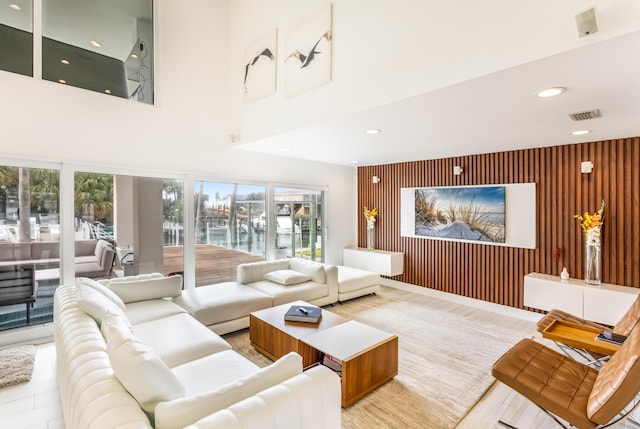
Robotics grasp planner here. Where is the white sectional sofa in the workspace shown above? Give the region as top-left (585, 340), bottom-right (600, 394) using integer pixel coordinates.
top-left (53, 274), bottom-right (341, 429)
top-left (174, 258), bottom-right (339, 334)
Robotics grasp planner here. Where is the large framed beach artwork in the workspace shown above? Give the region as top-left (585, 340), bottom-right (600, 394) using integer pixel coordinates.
top-left (400, 183), bottom-right (537, 249)
top-left (415, 186), bottom-right (505, 243)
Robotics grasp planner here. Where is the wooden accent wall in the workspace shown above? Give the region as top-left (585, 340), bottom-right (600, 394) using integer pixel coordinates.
top-left (357, 137), bottom-right (640, 309)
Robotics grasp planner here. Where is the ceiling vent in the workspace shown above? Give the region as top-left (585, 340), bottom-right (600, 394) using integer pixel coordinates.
top-left (569, 109), bottom-right (601, 122)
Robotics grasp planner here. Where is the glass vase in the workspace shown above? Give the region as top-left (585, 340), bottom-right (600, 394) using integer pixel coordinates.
top-left (367, 227), bottom-right (375, 250)
top-left (584, 242), bottom-right (601, 285)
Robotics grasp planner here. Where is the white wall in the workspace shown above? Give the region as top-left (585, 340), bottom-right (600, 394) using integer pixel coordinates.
top-left (0, 0), bottom-right (358, 264)
top-left (227, 0), bottom-right (640, 144)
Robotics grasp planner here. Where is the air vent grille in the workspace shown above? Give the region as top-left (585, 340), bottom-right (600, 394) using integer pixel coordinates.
top-left (569, 109), bottom-right (601, 121)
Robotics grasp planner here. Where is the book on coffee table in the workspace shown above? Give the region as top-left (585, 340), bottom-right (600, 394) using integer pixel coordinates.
top-left (284, 305), bottom-right (321, 323)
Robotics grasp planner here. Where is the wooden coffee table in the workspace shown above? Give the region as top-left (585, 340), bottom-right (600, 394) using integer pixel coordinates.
top-left (249, 300), bottom-right (349, 367)
top-left (299, 320), bottom-right (398, 407)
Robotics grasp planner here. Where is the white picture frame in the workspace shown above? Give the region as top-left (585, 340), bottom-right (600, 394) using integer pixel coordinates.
top-left (284, 4), bottom-right (332, 98)
top-left (243, 29), bottom-right (277, 103)
top-left (401, 183), bottom-right (537, 249)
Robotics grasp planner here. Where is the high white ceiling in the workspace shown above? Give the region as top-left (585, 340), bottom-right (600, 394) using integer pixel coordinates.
top-left (235, 29), bottom-right (640, 167)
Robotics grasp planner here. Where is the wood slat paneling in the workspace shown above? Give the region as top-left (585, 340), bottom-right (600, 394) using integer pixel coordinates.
top-left (357, 137), bottom-right (640, 309)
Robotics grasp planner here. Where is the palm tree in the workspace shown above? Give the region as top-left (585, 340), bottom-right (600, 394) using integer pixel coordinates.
top-left (74, 172), bottom-right (113, 224)
top-left (195, 181), bottom-right (204, 243)
top-left (30, 169), bottom-right (60, 213)
top-left (0, 167), bottom-right (18, 221)
top-left (18, 167), bottom-right (31, 241)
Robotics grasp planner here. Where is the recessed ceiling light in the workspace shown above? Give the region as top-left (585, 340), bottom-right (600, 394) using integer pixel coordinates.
top-left (9, 4), bottom-right (21, 11)
top-left (131, 54), bottom-right (139, 59)
top-left (90, 40), bottom-right (102, 48)
top-left (104, 89), bottom-right (112, 94)
top-left (571, 130), bottom-right (591, 136)
top-left (351, 160), bottom-right (359, 164)
top-left (535, 87), bottom-right (566, 97)
top-left (281, 148), bottom-right (292, 152)
top-left (366, 129), bottom-right (381, 134)
top-left (60, 59), bottom-right (70, 65)
top-left (58, 79), bottom-right (66, 84)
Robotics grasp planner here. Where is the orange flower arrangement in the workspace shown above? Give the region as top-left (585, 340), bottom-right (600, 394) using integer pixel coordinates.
top-left (574, 200), bottom-right (605, 284)
top-left (574, 200), bottom-right (605, 248)
top-left (363, 207), bottom-right (378, 229)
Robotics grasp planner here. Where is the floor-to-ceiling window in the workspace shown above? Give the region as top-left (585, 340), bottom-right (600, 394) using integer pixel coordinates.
top-left (273, 186), bottom-right (324, 261)
top-left (193, 181), bottom-right (265, 286)
top-left (74, 171), bottom-right (185, 280)
top-left (0, 164), bottom-right (60, 330)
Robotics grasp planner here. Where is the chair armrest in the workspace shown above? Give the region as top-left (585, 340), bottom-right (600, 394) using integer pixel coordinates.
top-left (184, 365), bottom-right (341, 429)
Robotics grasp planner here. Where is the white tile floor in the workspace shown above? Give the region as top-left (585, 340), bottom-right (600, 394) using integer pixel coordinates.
top-left (0, 342), bottom-right (64, 429)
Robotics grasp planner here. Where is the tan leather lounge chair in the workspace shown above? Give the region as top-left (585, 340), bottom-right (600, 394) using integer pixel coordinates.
top-left (492, 324), bottom-right (640, 429)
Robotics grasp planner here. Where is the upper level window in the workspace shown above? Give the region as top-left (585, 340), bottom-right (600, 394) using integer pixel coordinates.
top-left (42, 0), bottom-right (154, 104)
top-left (0, 0), bottom-right (33, 77)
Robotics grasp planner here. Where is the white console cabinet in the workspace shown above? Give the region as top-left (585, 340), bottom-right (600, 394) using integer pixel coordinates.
top-left (343, 248), bottom-right (404, 277)
top-left (524, 273), bottom-right (640, 326)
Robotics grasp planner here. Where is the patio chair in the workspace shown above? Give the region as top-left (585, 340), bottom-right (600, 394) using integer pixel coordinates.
top-left (0, 264), bottom-right (38, 324)
top-left (492, 323), bottom-right (640, 429)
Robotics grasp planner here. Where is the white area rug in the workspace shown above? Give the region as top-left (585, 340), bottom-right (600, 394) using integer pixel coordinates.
top-left (0, 345), bottom-right (36, 389)
top-left (225, 292), bottom-right (534, 429)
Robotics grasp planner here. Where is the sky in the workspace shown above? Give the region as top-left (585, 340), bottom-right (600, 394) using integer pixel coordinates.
top-left (416, 186), bottom-right (505, 213)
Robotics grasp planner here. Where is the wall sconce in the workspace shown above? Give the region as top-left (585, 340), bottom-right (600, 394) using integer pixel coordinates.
top-left (581, 161), bottom-right (594, 174)
top-left (372, 175), bottom-right (381, 184)
top-left (453, 166), bottom-right (463, 176)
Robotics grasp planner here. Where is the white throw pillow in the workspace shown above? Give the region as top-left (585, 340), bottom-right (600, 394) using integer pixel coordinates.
top-left (107, 275), bottom-right (183, 303)
top-left (76, 277), bottom-right (127, 313)
top-left (102, 314), bottom-right (185, 414)
top-left (154, 352), bottom-right (302, 429)
top-left (264, 269), bottom-right (311, 286)
top-left (76, 284), bottom-right (130, 326)
top-left (289, 258), bottom-right (326, 283)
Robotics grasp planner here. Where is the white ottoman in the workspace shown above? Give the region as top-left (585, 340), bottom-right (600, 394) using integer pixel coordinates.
top-left (173, 282), bottom-right (273, 334)
top-left (336, 266), bottom-right (380, 302)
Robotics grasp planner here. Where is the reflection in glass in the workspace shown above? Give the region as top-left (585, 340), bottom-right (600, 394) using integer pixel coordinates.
top-left (0, 0), bottom-right (33, 77)
top-left (194, 181), bottom-right (265, 286)
top-left (0, 165), bottom-right (60, 330)
top-left (75, 173), bottom-right (183, 278)
top-left (42, 0), bottom-right (153, 104)
top-left (274, 187), bottom-right (323, 261)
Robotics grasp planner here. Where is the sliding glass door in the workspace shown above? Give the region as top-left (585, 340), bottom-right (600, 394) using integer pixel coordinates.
top-left (273, 186), bottom-right (324, 261)
top-left (193, 181), bottom-right (265, 286)
top-left (0, 164), bottom-right (60, 330)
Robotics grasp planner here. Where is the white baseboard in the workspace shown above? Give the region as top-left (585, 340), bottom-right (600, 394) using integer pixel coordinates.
top-left (382, 278), bottom-right (542, 323)
top-left (0, 323), bottom-right (53, 349)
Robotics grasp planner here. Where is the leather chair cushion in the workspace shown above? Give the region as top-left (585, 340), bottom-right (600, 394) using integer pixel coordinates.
top-left (101, 314), bottom-right (185, 414)
top-left (289, 258), bottom-right (326, 283)
top-left (612, 295), bottom-right (640, 336)
top-left (154, 352), bottom-right (302, 429)
top-left (75, 283), bottom-right (130, 327)
top-left (172, 282), bottom-right (272, 327)
top-left (108, 275), bottom-right (183, 303)
top-left (492, 338), bottom-right (598, 429)
top-left (264, 269), bottom-right (311, 286)
top-left (133, 313), bottom-right (232, 368)
top-left (587, 322), bottom-right (640, 424)
top-left (536, 308), bottom-right (607, 334)
top-left (76, 277), bottom-right (127, 313)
